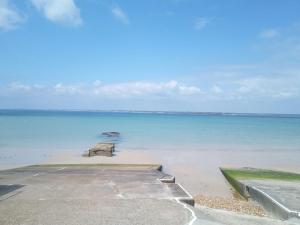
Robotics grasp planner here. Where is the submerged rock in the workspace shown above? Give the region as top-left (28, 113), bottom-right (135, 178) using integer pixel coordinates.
top-left (83, 142), bottom-right (115, 157)
top-left (101, 132), bottom-right (120, 137)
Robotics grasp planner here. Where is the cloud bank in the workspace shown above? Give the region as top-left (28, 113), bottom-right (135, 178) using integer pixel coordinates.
top-left (3, 75), bottom-right (299, 101)
top-left (5, 80), bottom-right (202, 98)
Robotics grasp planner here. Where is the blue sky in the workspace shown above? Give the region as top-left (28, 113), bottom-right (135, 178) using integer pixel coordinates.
top-left (1, 0), bottom-right (300, 113)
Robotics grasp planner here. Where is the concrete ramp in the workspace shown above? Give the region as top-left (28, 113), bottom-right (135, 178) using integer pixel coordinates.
top-left (244, 180), bottom-right (300, 220)
top-left (0, 164), bottom-right (195, 225)
top-left (220, 167), bottom-right (300, 221)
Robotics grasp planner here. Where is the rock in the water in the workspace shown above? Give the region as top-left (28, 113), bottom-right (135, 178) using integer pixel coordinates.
top-left (83, 142), bottom-right (115, 157)
top-left (101, 132), bottom-right (120, 137)
top-left (82, 150), bottom-right (90, 157)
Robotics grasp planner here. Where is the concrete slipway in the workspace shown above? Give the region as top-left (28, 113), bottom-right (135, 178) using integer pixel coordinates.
top-left (242, 179), bottom-right (300, 220)
top-left (0, 164), bottom-right (299, 225)
top-left (0, 164), bottom-right (199, 225)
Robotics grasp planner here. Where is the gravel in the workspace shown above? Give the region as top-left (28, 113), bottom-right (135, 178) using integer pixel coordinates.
top-left (194, 194), bottom-right (266, 217)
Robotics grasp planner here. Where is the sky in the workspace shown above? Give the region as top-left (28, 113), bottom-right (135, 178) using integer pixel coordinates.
top-left (0, 0), bottom-right (300, 113)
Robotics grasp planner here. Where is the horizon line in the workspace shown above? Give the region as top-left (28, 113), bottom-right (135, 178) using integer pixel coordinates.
top-left (1, 108), bottom-right (300, 117)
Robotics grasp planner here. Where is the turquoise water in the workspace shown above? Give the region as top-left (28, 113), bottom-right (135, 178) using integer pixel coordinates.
top-left (1, 110), bottom-right (300, 166)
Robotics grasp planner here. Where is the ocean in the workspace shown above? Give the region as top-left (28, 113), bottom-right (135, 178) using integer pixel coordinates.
top-left (1, 110), bottom-right (300, 169)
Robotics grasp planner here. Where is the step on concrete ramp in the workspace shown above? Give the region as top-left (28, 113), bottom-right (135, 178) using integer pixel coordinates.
top-left (0, 164), bottom-right (197, 225)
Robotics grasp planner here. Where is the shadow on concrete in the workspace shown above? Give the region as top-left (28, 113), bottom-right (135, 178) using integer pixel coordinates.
top-left (0, 185), bottom-right (25, 197)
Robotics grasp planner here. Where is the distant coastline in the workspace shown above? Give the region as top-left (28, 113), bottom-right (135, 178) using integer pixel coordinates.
top-left (1, 108), bottom-right (300, 118)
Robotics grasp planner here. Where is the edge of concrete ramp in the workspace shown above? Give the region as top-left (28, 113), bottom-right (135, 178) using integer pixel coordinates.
top-left (34, 163), bottom-right (163, 170)
top-left (247, 186), bottom-right (300, 220)
top-left (220, 167), bottom-right (300, 221)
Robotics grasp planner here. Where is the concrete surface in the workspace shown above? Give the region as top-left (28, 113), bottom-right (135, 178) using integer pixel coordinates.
top-left (193, 205), bottom-right (300, 225)
top-left (243, 179), bottom-right (300, 220)
top-left (244, 180), bottom-right (300, 212)
top-left (1, 164), bottom-right (298, 225)
top-left (0, 164), bottom-right (195, 225)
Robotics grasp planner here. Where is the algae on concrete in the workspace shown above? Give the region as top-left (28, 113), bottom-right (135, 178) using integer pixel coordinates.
top-left (220, 167), bottom-right (300, 199)
top-left (220, 168), bottom-right (300, 182)
top-left (220, 167), bottom-right (300, 220)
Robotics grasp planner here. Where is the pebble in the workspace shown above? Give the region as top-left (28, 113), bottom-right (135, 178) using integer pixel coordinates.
top-left (194, 194), bottom-right (266, 217)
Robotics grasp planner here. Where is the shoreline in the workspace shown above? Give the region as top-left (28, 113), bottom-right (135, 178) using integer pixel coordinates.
top-left (3, 148), bottom-right (300, 197)
top-left (2, 148), bottom-right (300, 218)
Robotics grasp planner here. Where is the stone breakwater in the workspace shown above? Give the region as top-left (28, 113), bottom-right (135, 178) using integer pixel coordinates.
top-left (82, 142), bottom-right (115, 157)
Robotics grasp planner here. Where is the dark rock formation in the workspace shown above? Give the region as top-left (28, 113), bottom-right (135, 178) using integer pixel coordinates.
top-left (101, 132), bottom-right (120, 137)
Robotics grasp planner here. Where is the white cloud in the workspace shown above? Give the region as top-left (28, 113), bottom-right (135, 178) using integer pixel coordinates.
top-left (92, 80), bottom-right (201, 97)
top-left (195, 17), bottom-right (210, 30)
top-left (7, 82), bottom-right (47, 93)
top-left (211, 85), bottom-right (222, 94)
top-left (30, 0), bottom-right (82, 26)
top-left (9, 82), bottom-right (32, 91)
top-left (193, 59), bottom-right (300, 101)
top-left (260, 28), bottom-right (279, 39)
top-left (4, 80), bottom-right (202, 98)
top-left (3, 73), bottom-right (300, 103)
top-left (0, 0), bottom-right (24, 30)
top-left (111, 4), bottom-right (129, 25)
top-left (236, 76), bottom-right (300, 99)
top-left (93, 80), bottom-right (102, 87)
top-left (54, 83), bottom-right (84, 94)
top-left (178, 85), bottom-right (202, 95)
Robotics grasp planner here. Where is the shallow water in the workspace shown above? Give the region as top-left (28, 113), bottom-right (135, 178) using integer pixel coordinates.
top-left (1, 110), bottom-right (300, 170)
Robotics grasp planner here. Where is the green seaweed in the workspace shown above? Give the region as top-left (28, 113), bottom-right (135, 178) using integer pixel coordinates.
top-left (220, 167), bottom-right (300, 181)
top-left (220, 168), bottom-right (246, 198)
top-left (220, 167), bottom-right (300, 198)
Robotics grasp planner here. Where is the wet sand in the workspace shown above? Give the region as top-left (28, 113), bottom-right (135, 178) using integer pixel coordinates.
top-left (0, 149), bottom-right (159, 171)
top-left (147, 149), bottom-right (300, 197)
top-left (43, 150), bottom-right (160, 165)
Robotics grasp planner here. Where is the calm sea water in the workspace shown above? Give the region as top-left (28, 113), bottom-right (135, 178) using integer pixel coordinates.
top-left (1, 110), bottom-right (300, 167)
